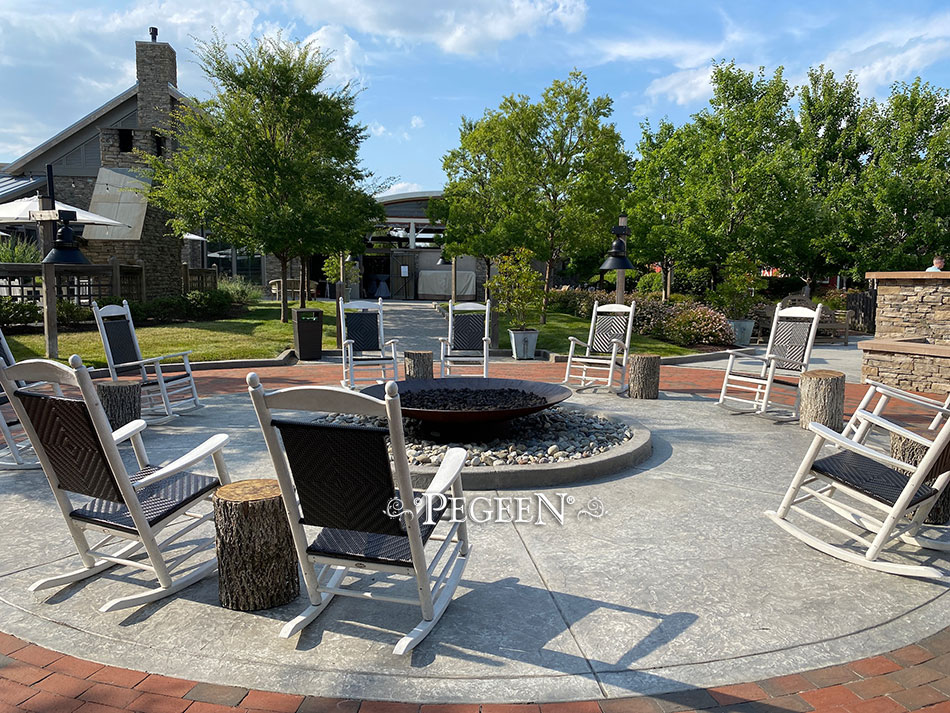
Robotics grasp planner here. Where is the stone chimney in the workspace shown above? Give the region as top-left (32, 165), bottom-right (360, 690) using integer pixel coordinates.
top-left (135, 27), bottom-right (177, 134)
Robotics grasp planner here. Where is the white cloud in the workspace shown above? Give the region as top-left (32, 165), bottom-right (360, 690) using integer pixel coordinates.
top-left (290, 0), bottom-right (587, 55)
top-left (644, 66), bottom-right (714, 105)
top-left (369, 121), bottom-right (388, 137)
top-left (410, 115), bottom-right (425, 129)
top-left (304, 25), bottom-right (366, 87)
top-left (598, 37), bottom-right (721, 70)
top-left (822, 11), bottom-right (950, 94)
top-left (377, 181), bottom-right (423, 196)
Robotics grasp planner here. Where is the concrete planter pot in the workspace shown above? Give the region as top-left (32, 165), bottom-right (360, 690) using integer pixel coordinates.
top-left (508, 329), bottom-right (539, 360)
top-left (728, 319), bottom-right (755, 347)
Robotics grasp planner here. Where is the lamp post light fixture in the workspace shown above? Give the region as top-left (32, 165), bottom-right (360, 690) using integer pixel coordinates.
top-left (600, 213), bottom-right (634, 304)
top-left (41, 211), bottom-right (89, 265)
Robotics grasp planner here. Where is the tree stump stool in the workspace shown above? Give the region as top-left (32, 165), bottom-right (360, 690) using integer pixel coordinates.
top-left (890, 433), bottom-right (950, 525)
top-left (405, 350), bottom-right (434, 380)
top-left (212, 479), bottom-right (299, 611)
top-left (799, 369), bottom-right (845, 432)
top-left (628, 354), bottom-right (660, 399)
top-left (95, 380), bottom-right (142, 430)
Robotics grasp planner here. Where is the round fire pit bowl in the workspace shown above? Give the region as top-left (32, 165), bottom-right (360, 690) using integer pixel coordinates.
top-left (361, 377), bottom-right (571, 425)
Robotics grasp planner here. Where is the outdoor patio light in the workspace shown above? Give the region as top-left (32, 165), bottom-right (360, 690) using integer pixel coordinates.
top-left (600, 213), bottom-right (633, 303)
top-left (42, 211), bottom-right (89, 264)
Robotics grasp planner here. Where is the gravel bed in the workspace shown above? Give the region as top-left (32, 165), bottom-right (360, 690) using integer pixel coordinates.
top-left (312, 406), bottom-right (633, 467)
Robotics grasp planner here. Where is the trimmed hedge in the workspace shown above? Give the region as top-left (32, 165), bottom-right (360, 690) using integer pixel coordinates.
top-left (0, 298), bottom-right (41, 328)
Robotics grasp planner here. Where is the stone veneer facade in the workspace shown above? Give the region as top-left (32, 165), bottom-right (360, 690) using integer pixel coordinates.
top-left (860, 272), bottom-right (950, 396)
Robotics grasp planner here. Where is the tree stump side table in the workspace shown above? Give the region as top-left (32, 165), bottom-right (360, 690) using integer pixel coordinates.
top-left (95, 380), bottom-right (142, 430)
top-left (212, 479), bottom-right (299, 611)
top-left (798, 369), bottom-right (845, 432)
top-left (890, 433), bottom-right (950, 525)
top-left (628, 354), bottom-right (661, 399)
top-left (405, 350), bottom-right (434, 380)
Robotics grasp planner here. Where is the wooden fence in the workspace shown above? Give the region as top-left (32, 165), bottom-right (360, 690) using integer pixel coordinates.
top-left (0, 258), bottom-right (144, 305)
top-left (181, 263), bottom-right (218, 294)
top-left (847, 289), bottom-right (876, 334)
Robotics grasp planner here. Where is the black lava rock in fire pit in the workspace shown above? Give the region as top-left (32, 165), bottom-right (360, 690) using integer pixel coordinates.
top-left (401, 387), bottom-right (546, 412)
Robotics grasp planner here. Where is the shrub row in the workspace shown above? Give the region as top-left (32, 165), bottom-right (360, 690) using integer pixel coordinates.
top-left (546, 288), bottom-right (734, 347)
top-left (0, 289), bottom-right (235, 329)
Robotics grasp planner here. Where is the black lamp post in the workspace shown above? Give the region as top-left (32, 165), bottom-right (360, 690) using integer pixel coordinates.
top-left (600, 213), bottom-right (634, 304)
top-left (41, 211), bottom-right (89, 265)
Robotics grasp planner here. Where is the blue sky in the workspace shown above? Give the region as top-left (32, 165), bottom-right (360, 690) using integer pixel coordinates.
top-left (1, 1), bottom-right (949, 194)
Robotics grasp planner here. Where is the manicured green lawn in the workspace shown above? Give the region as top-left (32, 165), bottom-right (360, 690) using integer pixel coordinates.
top-left (6, 300), bottom-right (694, 366)
top-left (499, 310), bottom-right (695, 357)
top-left (6, 300), bottom-right (340, 367)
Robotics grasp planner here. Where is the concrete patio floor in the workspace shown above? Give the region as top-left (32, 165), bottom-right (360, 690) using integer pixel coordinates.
top-left (1, 362), bottom-right (949, 705)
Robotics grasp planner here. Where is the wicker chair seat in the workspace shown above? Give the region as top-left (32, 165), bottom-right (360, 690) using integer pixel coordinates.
top-left (812, 450), bottom-right (936, 508)
top-left (307, 499), bottom-right (447, 566)
top-left (70, 467), bottom-right (218, 534)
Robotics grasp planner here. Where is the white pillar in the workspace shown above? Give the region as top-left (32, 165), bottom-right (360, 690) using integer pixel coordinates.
top-left (409, 221), bottom-right (416, 250)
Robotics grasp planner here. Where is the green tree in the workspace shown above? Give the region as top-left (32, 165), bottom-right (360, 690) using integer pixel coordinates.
top-left (687, 62), bottom-right (801, 276)
top-left (855, 79), bottom-right (950, 272)
top-left (774, 66), bottom-right (869, 293)
top-left (440, 71), bottom-right (631, 322)
top-left (141, 33), bottom-right (380, 322)
top-left (625, 120), bottom-right (700, 300)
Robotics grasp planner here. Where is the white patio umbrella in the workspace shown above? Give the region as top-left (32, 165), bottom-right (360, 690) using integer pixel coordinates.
top-left (0, 196), bottom-right (124, 226)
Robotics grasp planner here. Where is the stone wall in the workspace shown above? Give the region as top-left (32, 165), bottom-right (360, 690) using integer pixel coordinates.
top-left (860, 272), bottom-right (950, 395)
top-left (874, 277), bottom-right (950, 344)
top-left (862, 346), bottom-right (950, 396)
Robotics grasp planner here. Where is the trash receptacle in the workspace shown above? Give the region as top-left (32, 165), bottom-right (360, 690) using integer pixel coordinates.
top-left (292, 309), bottom-right (323, 360)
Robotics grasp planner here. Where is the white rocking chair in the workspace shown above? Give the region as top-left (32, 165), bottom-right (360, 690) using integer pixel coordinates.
top-left (562, 301), bottom-right (636, 393)
top-left (92, 300), bottom-right (201, 423)
top-left (247, 374), bottom-right (471, 654)
top-left (439, 300), bottom-right (491, 377)
top-left (0, 355), bottom-right (231, 611)
top-left (339, 298), bottom-right (399, 389)
top-left (718, 303), bottom-right (823, 418)
top-left (0, 327), bottom-right (62, 469)
top-left (767, 380), bottom-right (950, 579)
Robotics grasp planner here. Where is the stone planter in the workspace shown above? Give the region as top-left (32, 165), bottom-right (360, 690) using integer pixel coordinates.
top-left (728, 319), bottom-right (755, 347)
top-left (508, 329), bottom-right (539, 360)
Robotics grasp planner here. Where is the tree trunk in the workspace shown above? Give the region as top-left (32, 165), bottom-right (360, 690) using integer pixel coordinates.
top-left (889, 434), bottom-right (950, 525)
top-left (298, 257), bottom-right (308, 309)
top-left (279, 258), bottom-right (289, 323)
top-left (404, 350), bottom-right (433, 380)
top-left (628, 354), bottom-right (661, 399)
top-left (798, 369), bottom-right (846, 432)
top-left (540, 259), bottom-right (553, 325)
top-left (95, 381), bottom-right (142, 430)
top-left (213, 479), bottom-right (299, 611)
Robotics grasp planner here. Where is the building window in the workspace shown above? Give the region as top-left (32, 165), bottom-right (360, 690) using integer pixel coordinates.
top-left (118, 129), bottom-right (133, 153)
top-left (154, 133), bottom-right (165, 157)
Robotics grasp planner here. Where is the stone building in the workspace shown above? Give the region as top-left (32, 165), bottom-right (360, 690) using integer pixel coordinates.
top-left (0, 28), bottom-right (183, 299)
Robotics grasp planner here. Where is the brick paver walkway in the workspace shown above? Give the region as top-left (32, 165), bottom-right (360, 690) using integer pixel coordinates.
top-left (2, 362), bottom-right (947, 713)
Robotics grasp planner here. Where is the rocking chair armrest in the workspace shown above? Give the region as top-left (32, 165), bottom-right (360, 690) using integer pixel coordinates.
top-left (609, 338), bottom-right (626, 349)
top-left (867, 381), bottom-right (950, 416)
top-left (854, 409), bottom-right (935, 448)
top-left (384, 338), bottom-right (399, 348)
top-left (437, 336), bottom-right (450, 343)
top-left (112, 419), bottom-right (147, 444)
top-left (808, 422), bottom-right (913, 472)
top-left (133, 433), bottom-right (230, 489)
top-left (419, 447), bottom-right (467, 505)
top-left (342, 339), bottom-right (354, 348)
top-left (568, 336), bottom-right (590, 347)
top-left (482, 337), bottom-right (492, 343)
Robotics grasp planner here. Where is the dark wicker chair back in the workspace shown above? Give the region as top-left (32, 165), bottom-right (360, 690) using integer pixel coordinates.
top-left (102, 319), bottom-right (140, 373)
top-left (16, 391), bottom-right (121, 502)
top-left (272, 419), bottom-right (404, 536)
top-left (452, 312), bottom-right (485, 351)
top-left (345, 312), bottom-right (381, 352)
